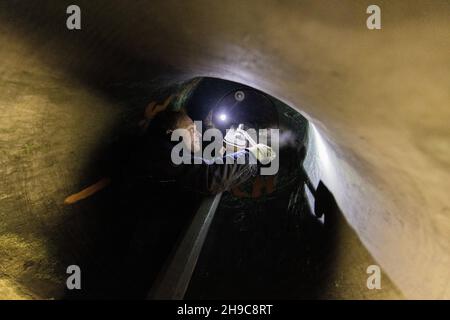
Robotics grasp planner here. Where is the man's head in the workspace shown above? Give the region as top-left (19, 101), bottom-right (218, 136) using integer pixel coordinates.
top-left (148, 110), bottom-right (201, 153)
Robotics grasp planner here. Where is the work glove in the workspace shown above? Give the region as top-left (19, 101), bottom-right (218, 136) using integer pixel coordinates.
top-left (248, 143), bottom-right (276, 165)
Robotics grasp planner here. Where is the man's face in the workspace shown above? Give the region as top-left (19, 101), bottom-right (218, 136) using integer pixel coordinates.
top-left (178, 116), bottom-right (201, 153)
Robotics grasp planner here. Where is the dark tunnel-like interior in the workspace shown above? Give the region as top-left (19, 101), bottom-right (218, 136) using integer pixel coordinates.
top-left (1, 1), bottom-right (449, 300)
top-left (2, 72), bottom-right (401, 299)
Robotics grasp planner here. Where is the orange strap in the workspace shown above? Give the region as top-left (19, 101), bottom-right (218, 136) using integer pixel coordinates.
top-left (64, 177), bottom-right (112, 205)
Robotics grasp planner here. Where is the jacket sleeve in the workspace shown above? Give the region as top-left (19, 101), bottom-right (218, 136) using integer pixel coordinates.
top-left (176, 149), bottom-right (259, 195)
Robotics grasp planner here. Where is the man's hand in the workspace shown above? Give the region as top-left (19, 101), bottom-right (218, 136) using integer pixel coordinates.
top-left (248, 144), bottom-right (276, 164)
